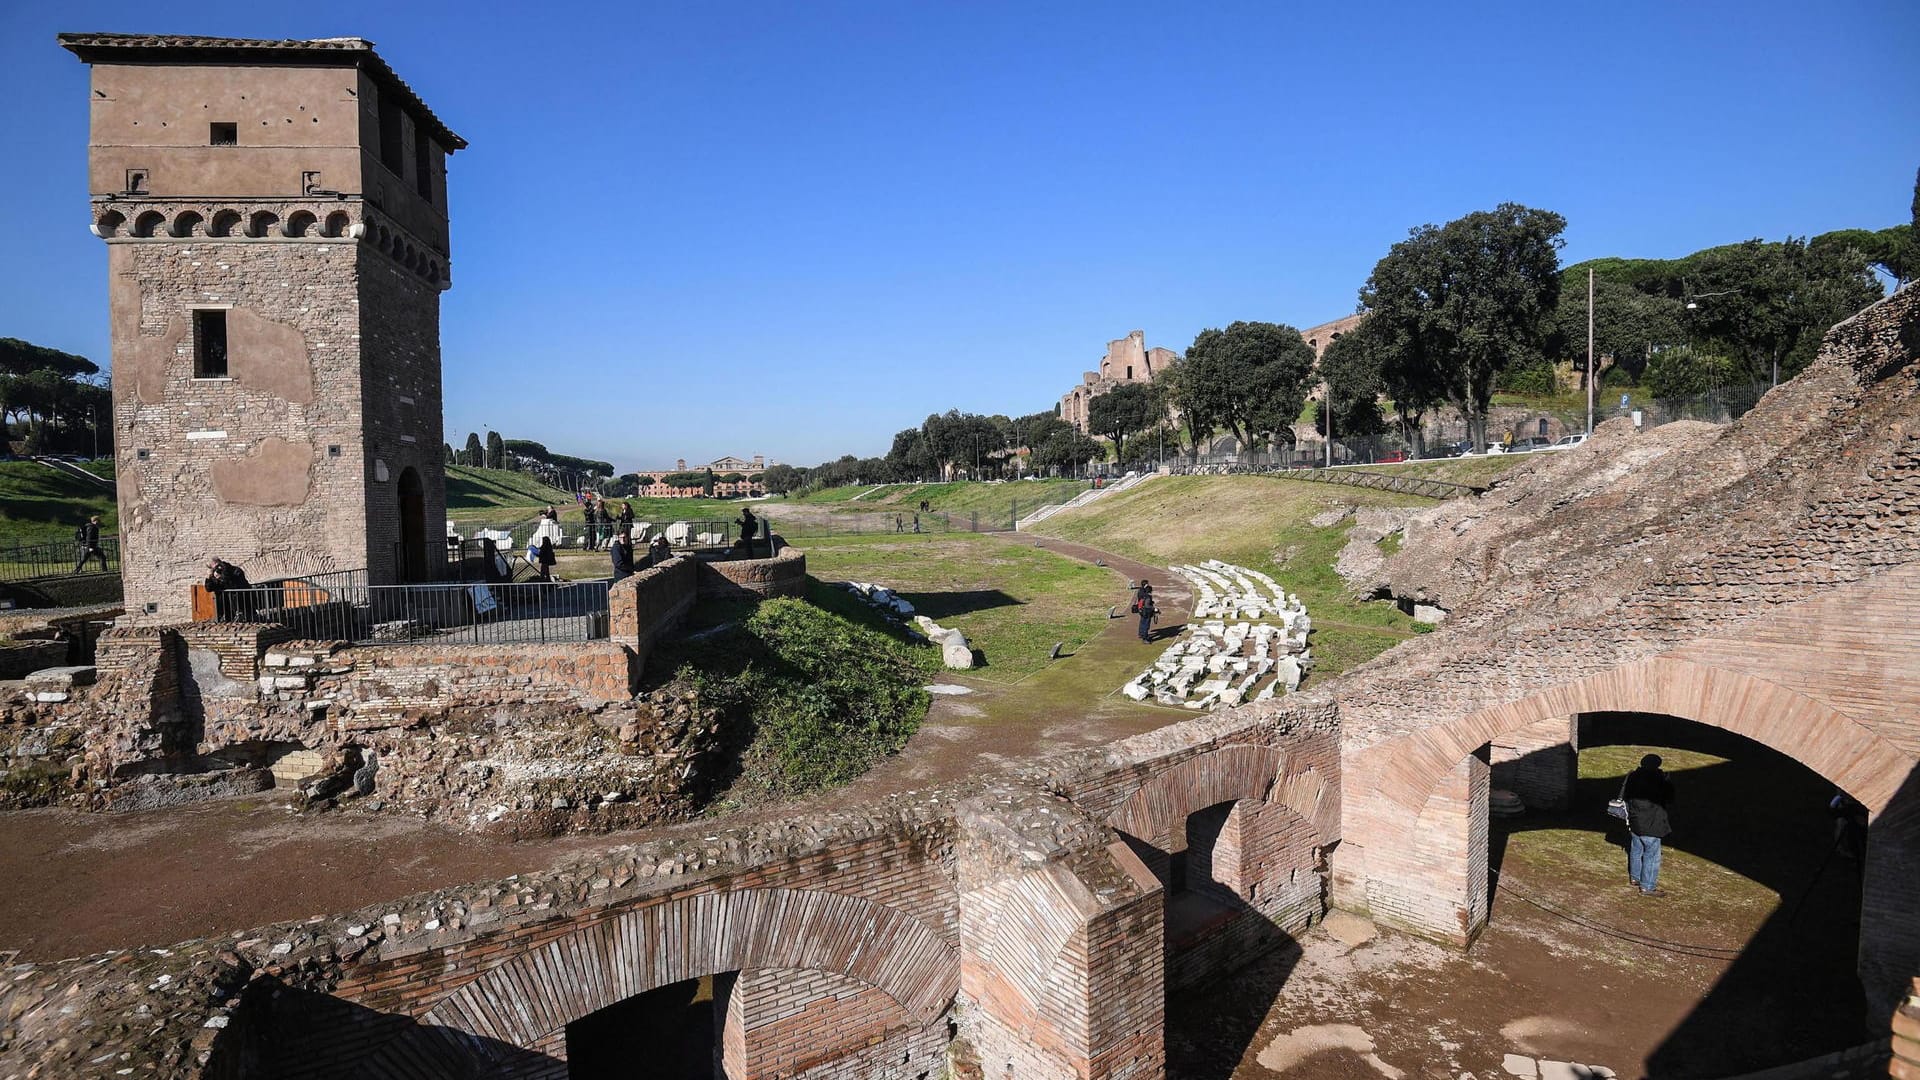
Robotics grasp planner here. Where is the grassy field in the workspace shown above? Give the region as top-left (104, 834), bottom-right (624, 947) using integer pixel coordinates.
top-left (1357, 454), bottom-right (1531, 486)
top-left (0, 461), bottom-right (118, 547)
top-left (790, 479), bottom-right (1088, 523)
top-left (1026, 473), bottom-right (1452, 677)
top-left (799, 532), bottom-right (1119, 682)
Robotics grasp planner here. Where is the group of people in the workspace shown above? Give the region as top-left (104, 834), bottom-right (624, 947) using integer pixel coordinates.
top-left (560, 497), bottom-right (635, 552)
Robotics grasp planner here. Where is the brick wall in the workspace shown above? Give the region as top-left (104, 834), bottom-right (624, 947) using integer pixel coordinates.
top-left (696, 543), bottom-right (808, 601)
top-left (607, 555), bottom-right (697, 674)
top-left (1490, 714), bottom-right (1577, 812)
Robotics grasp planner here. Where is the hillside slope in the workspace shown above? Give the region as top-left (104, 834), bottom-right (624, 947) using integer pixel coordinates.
top-left (1025, 473), bottom-right (1460, 675)
top-left (0, 462), bottom-right (118, 546)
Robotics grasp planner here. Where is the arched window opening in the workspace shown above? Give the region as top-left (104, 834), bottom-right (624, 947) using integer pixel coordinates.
top-left (132, 210), bottom-right (166, 238)
top-left (169, 211), bottom-right (204, 238)
top-left (94, 210), bottom-right (126, 238)
top-left (321, 211), bottom-right (351, 238)
top-left (208, 209), bottom-right (243, 238)
top-left (284, 211), bottom-right (317, 238)
top-left (246, 211), bottom-right (279, 238)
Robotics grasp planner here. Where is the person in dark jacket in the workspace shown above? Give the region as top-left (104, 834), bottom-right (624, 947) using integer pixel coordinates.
top-left (609, 530), bottom-right (634, 582)
top-left (535, 537), bottom-right (557, 582)
top-left (1623, 754), bottom-right (1675, 895)
top-left (648, 533), bottom-right (671, 567)
top-left (1131, 579), bottom-right (1153, 613)
top-left (737, 506), bottom-right (759, 557)
top-left (618, 501), bottom-right (635, 532)
top-left (1137, 592), bottom-right (1158, 643)
top-left (581, 502), bottom-right (600, 551)
top-left (72, 515), bottom-right (107, 573)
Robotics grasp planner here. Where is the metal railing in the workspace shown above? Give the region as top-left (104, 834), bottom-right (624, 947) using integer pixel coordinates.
top-left (0, 537), bottom-right (120, 582)
top-left (211, 578), bottom-right (612, 645)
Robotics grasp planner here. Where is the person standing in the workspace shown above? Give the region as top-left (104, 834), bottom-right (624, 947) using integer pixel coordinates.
top-left (648, 533), bottom-right (671, 568)
top-left (1137, 591), bottom-right (1158, 643)
top-left (72, 515), bottom-right (108, 573)
top-left (609, 530), bottom-right (634, 582)
top-left (581, 500), bottom-right (600, 551)
top-left (737, 506), bottom-right (759, 557)
top-left (1131, 579), bottom-right (1153, 613)
top-left (1623, 754), bottom-right (1675, 896)
top-left (535, 537), bottom-right (557, 582)
top-left (619, 500), bottom-right (635, 534)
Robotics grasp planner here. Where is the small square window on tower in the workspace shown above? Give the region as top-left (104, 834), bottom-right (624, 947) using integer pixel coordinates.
top-left (210, 122), bottom-right (237, 146)
top-left (192, 309), bottom-right (229, 378)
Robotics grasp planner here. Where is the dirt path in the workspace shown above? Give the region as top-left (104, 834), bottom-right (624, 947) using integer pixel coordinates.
top-left (825, 534), bottom-right (1198, 798)
top-left (0, 800), bottom-right (608, 961)
top-left (0, 535), bottom-right (1197, 959)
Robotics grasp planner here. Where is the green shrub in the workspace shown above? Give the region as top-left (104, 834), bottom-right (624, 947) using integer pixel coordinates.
top-left (665, 591), bottom-right (934, 801)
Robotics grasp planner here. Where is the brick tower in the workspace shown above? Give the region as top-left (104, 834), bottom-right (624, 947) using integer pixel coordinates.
top-left (60, 33), bottom-right (464, 621)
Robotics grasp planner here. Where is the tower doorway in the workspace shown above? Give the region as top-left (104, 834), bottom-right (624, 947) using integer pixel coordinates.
top-left (397, 466), bottom-right (428, 582)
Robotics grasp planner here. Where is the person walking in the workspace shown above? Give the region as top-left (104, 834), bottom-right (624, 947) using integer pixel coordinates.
top-left (534, 537), bottom-right (557, 582)
top-left (1623, 754), bottom-right (1675, 896)
top-left (609, 530), bottom-right (634, 583)
top-left (72, 515), bottom-right (108, 573)
top-left (1136, 590), bottom-right (1158, 643)
top-left (895, 513), bottom-right (904, 534)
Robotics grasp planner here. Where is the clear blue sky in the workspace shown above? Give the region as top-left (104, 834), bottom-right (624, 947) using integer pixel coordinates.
top-left (4, 1), bottom-right (1916, 471)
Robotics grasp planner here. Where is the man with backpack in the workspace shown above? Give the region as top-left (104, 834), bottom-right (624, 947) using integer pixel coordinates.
top-left (1622, 754), bottom-right (1676, 896)
top-left (1137, 589), bottom-right (1158, 644)
top-left (71, 515), bottom-right (107, 573)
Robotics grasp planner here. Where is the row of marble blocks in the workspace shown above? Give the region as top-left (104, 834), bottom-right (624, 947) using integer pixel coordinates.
top-left (1123, 560), bottom-right (1313, 709)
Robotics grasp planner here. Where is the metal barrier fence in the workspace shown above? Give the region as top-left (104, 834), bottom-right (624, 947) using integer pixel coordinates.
top-left (0, 537), bottom-right (120, 582)
top-left (211, 578), bottom-right (612, 645)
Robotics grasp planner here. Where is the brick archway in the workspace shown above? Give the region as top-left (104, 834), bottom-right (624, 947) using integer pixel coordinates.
top-left (1377, 656), bottom-right (1912, 825)
top-left (1107, 744), bottom-right (1334, 849)
top-left (412, 888), bottom-right (956, 1059)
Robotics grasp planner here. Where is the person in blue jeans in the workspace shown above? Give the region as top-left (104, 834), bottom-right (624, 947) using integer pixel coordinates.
top-left (1623, 754), bottom-right (1675, 895)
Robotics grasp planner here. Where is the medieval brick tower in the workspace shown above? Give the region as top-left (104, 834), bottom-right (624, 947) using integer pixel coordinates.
top-left (60, 33), bottom-right (463, 622)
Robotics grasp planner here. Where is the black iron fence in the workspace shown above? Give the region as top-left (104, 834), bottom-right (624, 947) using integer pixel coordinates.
top-left (211, 577), bottom-right (612, 645)
top-left (0, 537), bottom-right (120, 582)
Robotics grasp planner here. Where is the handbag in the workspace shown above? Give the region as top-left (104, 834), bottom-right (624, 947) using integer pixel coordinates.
top-left (1606, 775), bottom-right (1630, 821)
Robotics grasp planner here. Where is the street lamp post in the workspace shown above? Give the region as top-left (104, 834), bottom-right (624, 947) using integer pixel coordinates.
top-left (1586, 267), bottom-right (1595, 436)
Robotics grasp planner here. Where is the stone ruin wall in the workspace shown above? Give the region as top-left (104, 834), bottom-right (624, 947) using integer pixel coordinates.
top-left (0, 705), bottom-right (1342, 1080)
top-left (1305, 282), bottom-right (1920, 1017)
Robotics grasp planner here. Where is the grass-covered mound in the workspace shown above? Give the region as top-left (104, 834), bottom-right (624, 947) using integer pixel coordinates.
top-left (652, 584), bottom-right (937, 805)
top-left (0, 462), bottom-right (117, 547)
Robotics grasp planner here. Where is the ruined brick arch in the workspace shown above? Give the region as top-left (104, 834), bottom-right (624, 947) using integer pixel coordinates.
top-left (168, 210), bottom-right (203, 237)
top-left (93, 209), bottom-right (125, 237)
top-left (131, 209), bottom-right (166, 237)
top-left (246, 210), bottom-right (279, 238)
top-left (322, 210), bottom-right (352, 238)
top-left (1107, 744), bottom-right (1333, 848)
top-left (284, 210), bottom-right (318, 237)
top-left (390, 888), bottom-right (957, 1069)
top-left (208, 208), bottom-right (242, 237)
top-left (1379, 655), bottom-right (1914, 827)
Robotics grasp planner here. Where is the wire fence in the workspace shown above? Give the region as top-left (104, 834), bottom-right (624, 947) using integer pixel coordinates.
top-left (210, 577), bottom-right (612, 645)
top-left (0, 537), bottom-right (120, 583)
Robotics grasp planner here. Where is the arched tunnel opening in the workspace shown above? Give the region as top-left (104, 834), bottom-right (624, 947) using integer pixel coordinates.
top-left (1486, 711), bottom-right (1870, 1074)
top-left (564, 972), bottom-right (733, 1079)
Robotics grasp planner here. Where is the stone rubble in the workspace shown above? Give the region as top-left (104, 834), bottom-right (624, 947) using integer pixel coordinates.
top-left (1121, 560), bottom-right (1313, 708)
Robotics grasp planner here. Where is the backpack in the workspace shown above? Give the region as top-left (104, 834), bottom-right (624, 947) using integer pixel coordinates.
top-left (74, 524), bottom-right (88, 543)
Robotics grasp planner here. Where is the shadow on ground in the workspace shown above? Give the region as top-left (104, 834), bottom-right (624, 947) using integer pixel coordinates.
top-left (1492, 716), bottom-right (1870, 1076)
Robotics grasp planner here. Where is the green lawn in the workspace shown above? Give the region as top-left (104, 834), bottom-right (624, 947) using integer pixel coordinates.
top-left (799, 532), bottom-right (1118, 682)
top-left (1356, 454), bottom-right (1531, 486)
top-left (790, 479), bottom-right (1087, 522)
top-left (0, 462), bottom-right (117, 547)
top-left (1026, 473), bottom-right (1449, 678)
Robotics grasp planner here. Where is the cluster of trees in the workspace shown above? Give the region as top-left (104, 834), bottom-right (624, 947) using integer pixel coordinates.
top-left (443, 433), bottom-right (615, 491)
top-left (1, 339), bottom-right (111, 457)
top-left (1316, 182), bottom-right (1910, 454)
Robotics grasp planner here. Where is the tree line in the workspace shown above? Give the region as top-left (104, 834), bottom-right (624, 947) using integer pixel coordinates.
top-left (0, 338), bottom-right (111, 458)
top-left (784, 169), bottom-right (1915, 482)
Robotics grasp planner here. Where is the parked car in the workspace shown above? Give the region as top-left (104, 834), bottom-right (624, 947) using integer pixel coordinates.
top-left (1511, 437), bottom-right (1553, 453)
top-left (1377, 450), bottom-right (1408, 464)
top-left (1548, 433), bottom-right (1588, 450)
